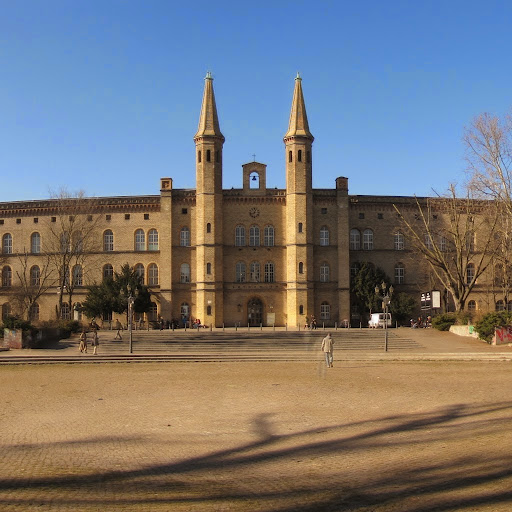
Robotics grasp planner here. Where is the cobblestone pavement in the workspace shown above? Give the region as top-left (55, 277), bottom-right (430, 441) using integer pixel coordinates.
top-left (2, 361), bottom-right (512, 511)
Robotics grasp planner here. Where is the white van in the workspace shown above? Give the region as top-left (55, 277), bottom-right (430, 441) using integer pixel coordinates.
top-left (369, 313), bottom-right (392, 328)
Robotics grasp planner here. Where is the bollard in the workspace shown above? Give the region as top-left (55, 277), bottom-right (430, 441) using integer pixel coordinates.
top-left (323, 322), bottom-right (325, 330)
top-left (210, 324), bottom-right (212, 331)
top-left (285, 323), bottom-right (288, 331)
top-left (248, 323), bottom-right (250, 332)
top-left (235, 324), bottom-right (238, 331)
top-left (299, 323), bottom-right (301, 331)
top-left (260, 323), bottom-right (262, 331)
top-left (223, 323), bottom-right (225, 332)
top-left (360, 322), bottom-right (362, 329)
top-left (172, 323), bottom-right (174, 332)
top-left (273, 323), bottom-right (275, 331)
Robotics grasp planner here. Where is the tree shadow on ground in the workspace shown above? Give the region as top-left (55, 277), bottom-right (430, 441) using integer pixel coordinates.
top-left (2, 402), bottom-right (512, 510)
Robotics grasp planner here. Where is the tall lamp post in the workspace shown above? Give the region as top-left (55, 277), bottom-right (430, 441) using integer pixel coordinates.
top-left (375, 282), bottom-right (393, 352)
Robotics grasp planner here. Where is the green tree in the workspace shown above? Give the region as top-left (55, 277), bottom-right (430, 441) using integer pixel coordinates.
top-left (389, 292), bottom-right (416, 326)
top-left (351, 262), bottom-right (390, 323)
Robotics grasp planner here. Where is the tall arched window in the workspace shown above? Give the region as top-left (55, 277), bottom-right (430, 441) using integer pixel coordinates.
top-left (148, 302), bottom-right (158, 322)
top-left (1, 302), bottom-right (10, 320)
top-left (250, 261), bottom-right (260, 282)
top-left (264, 262), bottom-right (275, 283)
top-left (235, 225), bottom-right (245, 246)
top-left (31, 232), bottom-right (41, 254)
top-left (264, 225), bottom-right (275, 246)
top-left (103, 264), bottom-right (114, 281)
top-left (61, 303), bottom-right (71, 320)
top-left (2, 233), bottom-right (12, 254)
top-left (180, 227), bottom-right (190, 247)
top-left (350, 229), bottom-right (360, 250)
top-left (148, 263), bottom-right (159, 285)
top-left (320, 302), bottom-right (331, 320)
top-left (30, 266), bottom-right (40, 286)
top-left (236, 262), bottom-right (246, 283)
top-left (320, 263), bottom-right (330, 282)
top-left (29, 302), bottom-right (39, 321)
top-left (320, 226), bottom-right (330, 246)
top-left (496, 300), bottom-right (505, 311)
top-left (206, 262), bottom-right (212, 275)
top-left (249, 226), bottom-right (260, 246)
top-left (135, 229), bottom-right (145, 251)
top-left (468, 300), bottom-right (477, 311)
top-left (363, 229), bottom-right (374, 250)
top-left (394, 232), bottom-right (404, 251)
top-left (2, 266), bottom-right (12, 287)
top-left (180, 263), bottom-right (190, 283)
top-left (135, 263), bottom-right (145, 285)
top-left (206, 223), bottom-right (211, 234)
top-left (298, 262), bottom-right (304, 274)
top-left (103, 230), bottom-right (114, 252)
top-left (148, 229), bottom-right (159, 251)
top-left (466, 263), bottom-right (475, 285)
top-left (72, 265), bottom-right (83, 286)
top-left (394, 263), bottom-right (405, 284)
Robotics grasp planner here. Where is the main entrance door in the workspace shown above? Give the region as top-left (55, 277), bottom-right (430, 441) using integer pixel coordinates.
top-left (247, 298), bottom-right (263, 327)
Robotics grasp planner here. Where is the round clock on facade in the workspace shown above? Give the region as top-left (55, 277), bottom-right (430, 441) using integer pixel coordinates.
top-left (249, 207), bottom-right (260, 218)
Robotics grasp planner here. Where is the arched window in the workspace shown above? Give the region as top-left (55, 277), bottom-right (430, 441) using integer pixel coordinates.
top-left (236, 262), bottom-right (246, 283)
top-left (235, 225), bottom-right (245, 246)
top-left (206, 149), bottom-right (211, 162)
top-left (2, 233), bottom-right (12, 254)
top-left (103, 264), bottom-right (114, 280)
top-left (72, 265), bottom-right (83, 286)
top-left (30, 266), bottom-right (40, 287)
top-left (2, 266), bottom-right (12, 287)
top-left (148, 302), bottom-right (158, 322)
top-left (298, 149), bottom-right (302, 162)
top-left (135, 263), bottom-right (145, 285)
top-left (31, 232), bottom-right (41, 254)
top-left (61, 303), bottom-right (71, 320)
top-left (29, 302), bottom-right (39, 321)
top-left (496, 300), bottom-right (505, 311)
top-left (264, 225), bottom-right (275, 246)
top-left (440, 236), bottom-right (448, 252)
top-left (148, 263), bottom-right (159, 285)
top-left (320, 302), bottom-right (330, 320)
top-left (180, 263), bottom-right (190, 283)
top-left (135, 229), bottom-right (145, 251)
top-left (60, 233), bottom-right (70, 253)
top-left (289, 150), bottom-right (292, 162)
top-left (466, 263), bottom-right (475, 285)
top-left (320, 226), bottom-right (329, 246)
top-left (363, 229), bottom-right (374, 250)
top-left (2, 302), bottom-right (10, 320)
top-left (250, 261), bottom-right (260, 282)
top-left (350, 263), bottom-right (359, 278)
top-left (206, 223), bottom-right (211, 234)
top-left (298, 222), bottom-right (303, 233)
top-left (468, 300), bottom-right (477, 311)
top-left (198, 150), bottom-right (201, 163)
top-left (507, 301), bottom-right (512, 312)
top-left (350, 229), bottom-right (360, 250)
top-left (466, 231), bottom-right (475, 252)
top-left (298, 262), bottom-right (304, 274)
top-left (207, 305), bottom-right (212, 316)
top-left (249, 225), bottom-right (260, 246)
top-left (264, 262), bottom-right (275, 283)
top-left (103, 230), bottom-right (114, 252)
top-left (394, 232), bottom-right (404, 251)
top-left (320, 263), bottom-right (330, 282)
top-left (394, 263), bottom-right (405, 284)
top-left (206, 262), bottom-right (212, 275)
top-left (148, 229), bottom-right (159, 251)
top-left (180, 227), bottom-right (190, 247)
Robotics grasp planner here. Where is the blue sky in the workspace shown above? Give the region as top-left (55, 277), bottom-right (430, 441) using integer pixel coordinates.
top-left (1, 0), bottom-right (512, 202)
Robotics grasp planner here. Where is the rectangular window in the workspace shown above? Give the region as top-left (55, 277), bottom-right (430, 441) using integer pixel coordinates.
top-left (321, 208), bottom-right (327, 214)
top-left (125, 214), bottom-right (130, 220)
top-left (144, 214), bottom-right (150, 220)
top-left (182, 208), bottom-right (188, 214)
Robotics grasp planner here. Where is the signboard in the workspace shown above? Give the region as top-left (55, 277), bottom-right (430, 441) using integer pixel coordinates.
top-left (431, 290), bottom-right (441, 309)
top-left (267, 313), bottom-right (276, 326)
top-left (420, 291), bottom-right (431, 310)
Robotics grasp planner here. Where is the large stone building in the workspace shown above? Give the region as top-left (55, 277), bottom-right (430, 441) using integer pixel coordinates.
top-left (0, 74), bottom-right (491, 327)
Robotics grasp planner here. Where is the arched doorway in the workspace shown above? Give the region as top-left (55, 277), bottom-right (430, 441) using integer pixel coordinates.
top-left (247, 298), bottom-right (263, 327)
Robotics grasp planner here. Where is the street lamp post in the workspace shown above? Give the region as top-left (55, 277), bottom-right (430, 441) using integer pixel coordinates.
top-left (127, 292), bottom-right (135, 354)
top-left (375, 282), bottom-right (393, 352)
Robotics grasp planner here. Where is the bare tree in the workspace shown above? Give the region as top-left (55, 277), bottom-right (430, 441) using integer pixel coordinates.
top-left (394, 185), bottom-right (499, 312)
top-left (44, 190), bottom-right (102, 319)
top-left (12, 251), bottom-right (54, 321)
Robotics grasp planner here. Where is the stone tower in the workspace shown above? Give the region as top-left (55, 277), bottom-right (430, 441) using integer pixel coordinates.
top-left (194, 72), bottom-right (225, 326)
top-left (284, 73), bottom-right (314, 327)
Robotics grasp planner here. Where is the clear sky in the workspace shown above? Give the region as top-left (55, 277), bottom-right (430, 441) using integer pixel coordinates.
top-left (2, 0), bottom-right (512, 202)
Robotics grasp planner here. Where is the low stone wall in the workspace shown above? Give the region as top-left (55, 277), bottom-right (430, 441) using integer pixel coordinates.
top-left (449, 325), bottom-right (479, 338)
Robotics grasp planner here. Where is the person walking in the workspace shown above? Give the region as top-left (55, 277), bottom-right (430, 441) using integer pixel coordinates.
top-left (92, 328), bottom-right (99, 355)
top-left (114, 319), bottom-right (123, 340)
top-left (79, 328), bottom-right (87, 353)
top-left (321, 332), bottom-right (334, 368)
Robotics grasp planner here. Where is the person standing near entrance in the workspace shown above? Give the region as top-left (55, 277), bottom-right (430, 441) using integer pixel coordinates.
top-left (321, 332), bottom-right (334, 368)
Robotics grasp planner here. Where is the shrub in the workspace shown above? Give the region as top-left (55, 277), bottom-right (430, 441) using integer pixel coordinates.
top-left (432, 313), bottom-right (457, 331)
top-left (474, 311), bottom-right (512, 343)
top-left (1, 315), bottom-right (34, 332)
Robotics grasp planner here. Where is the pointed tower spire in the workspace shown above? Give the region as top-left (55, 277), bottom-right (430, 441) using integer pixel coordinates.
top-left (284, 73), bottom-right (314, 141)
top-left (194, 71), bottom-right (224, 142)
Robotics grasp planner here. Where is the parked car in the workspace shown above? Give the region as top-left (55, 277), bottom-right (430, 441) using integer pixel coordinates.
top-left (369, 313), bottom-right (392, 328)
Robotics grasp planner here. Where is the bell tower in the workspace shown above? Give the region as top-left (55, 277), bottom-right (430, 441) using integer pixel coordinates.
top-left (194, 72), bottom-right (225, 326)
top-left (284, 73), bottom-right (314, 328)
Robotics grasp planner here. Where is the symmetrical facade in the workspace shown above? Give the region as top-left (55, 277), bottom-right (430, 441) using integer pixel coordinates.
top-left (0, 74), bottom-right (495, 327)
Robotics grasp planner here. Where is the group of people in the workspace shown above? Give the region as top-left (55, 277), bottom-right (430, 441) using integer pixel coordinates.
top-left (411, 316), bottom-right (432, 329)
top-left (78, 324), bottom-right (100, 355)
top-left (304, 315), bottom-right (318, 330)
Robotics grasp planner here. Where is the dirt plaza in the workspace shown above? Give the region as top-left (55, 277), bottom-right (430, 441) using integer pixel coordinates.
top-left (1, 358), bottom-right (512, 512)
